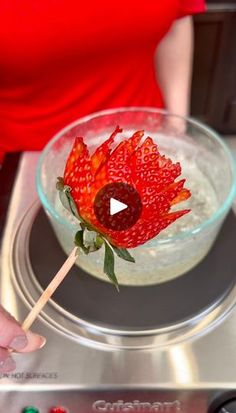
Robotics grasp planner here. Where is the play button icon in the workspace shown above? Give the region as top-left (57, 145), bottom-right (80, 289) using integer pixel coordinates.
top-left (110, 198), bottom-right (128, 216)
top-left (94, 182), bottom-right (142, 231)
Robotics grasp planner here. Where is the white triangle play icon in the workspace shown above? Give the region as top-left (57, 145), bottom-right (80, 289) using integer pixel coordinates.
top-left (110, 198), bottom-right (128, 216)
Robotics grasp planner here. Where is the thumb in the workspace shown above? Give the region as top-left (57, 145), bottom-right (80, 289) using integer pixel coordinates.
top-left (17, 330), bottom-right (46, 353)
top-left (0, 306), bottom-right (46, 352)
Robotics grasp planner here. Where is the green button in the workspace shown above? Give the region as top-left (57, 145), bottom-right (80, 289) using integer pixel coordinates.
top-left (22, 407), bottom-right (39, 413)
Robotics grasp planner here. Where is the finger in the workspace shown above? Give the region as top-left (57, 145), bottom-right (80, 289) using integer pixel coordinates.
top-left (0, 348), bottom-right (16, 373)
top-left (16, 330), bottom-right (46, 353)
top-left (0, 306), bottom-right (46, 352)
top-left (0, 306), bottom-right (26, 349)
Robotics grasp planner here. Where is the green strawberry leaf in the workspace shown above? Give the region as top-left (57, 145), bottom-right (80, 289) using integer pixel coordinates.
top-left (56, 177), bottom-right (83, 222)
top-left (112, 246), bottom-right (135, 263)
top-left (74, 230), bottom-right (90, 254)
top-left (104, 241), bottom-right (119, 292)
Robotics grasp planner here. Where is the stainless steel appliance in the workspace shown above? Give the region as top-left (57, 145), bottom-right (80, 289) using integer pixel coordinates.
top-left (1, 152), bottom-right (236, 413)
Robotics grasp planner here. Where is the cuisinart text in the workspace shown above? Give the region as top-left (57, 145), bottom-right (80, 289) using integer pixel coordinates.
top-left (92, 400), bottom-right (181, 412)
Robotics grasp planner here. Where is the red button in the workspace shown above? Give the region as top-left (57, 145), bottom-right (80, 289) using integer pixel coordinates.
top-left (49, 408), bottom-right (68, 413)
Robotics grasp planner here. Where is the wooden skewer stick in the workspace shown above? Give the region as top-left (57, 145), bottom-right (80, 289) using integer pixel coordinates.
top-left (22, 246), bottom-right (78, 332)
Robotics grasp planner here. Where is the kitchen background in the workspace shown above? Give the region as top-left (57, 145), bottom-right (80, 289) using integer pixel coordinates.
top-left (192, 0), bottom-right (236, 133)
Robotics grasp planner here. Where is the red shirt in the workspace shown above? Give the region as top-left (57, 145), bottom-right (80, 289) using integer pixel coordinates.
top-left (0, 0), bottom-right (205, 156)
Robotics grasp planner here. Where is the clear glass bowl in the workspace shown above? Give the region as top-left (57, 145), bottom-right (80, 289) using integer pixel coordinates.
top-left (36, 108), bottom-right (236, 286)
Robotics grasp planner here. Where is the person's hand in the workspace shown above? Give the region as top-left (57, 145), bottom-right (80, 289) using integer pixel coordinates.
top-left (0, 305), bottom-right (46, 373)
top-left (164, 115), bottom-right (187, 135)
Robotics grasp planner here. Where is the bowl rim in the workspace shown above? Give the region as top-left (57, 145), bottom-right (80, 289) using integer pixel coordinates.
top-left (36, 106), bottom-right (236, 246)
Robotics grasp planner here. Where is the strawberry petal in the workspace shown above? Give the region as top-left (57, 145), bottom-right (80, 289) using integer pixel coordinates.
top-left (64, 137), bottom-right (92, 217)
top-left (103, 129), bottom-right (144, 181)
top-left (140, 179), bottom-right (187, 219)
top-left (107, 209), bottom-right (190, 248)
top-left (131, 136), bottom-right (181, 191)
top-left (91, 126), bottom-right (122, 174)
top-left (171, 188), bottom-right (191, 205)
top-left (89, 130), bottom-right (144, 203)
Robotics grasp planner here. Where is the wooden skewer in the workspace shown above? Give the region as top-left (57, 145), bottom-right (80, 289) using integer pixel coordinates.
top-left (22, 246), bottom-right (78, 331)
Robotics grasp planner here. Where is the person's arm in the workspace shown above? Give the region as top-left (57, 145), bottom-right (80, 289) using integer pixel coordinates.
top-left (155, 16), bottom-right (194, 118)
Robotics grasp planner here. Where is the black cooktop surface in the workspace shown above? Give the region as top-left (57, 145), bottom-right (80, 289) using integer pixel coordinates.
top-left (29, 209), bottom-right (236, 330)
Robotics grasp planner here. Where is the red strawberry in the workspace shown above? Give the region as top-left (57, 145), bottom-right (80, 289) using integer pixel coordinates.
top-left (58, 127), bottom-right (191, 288)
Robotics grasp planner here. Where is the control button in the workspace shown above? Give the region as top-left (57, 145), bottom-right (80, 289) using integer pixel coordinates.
top-left (94, 182), bottom-right (142, 231)
top-left (49, 407), bottom-right (69, 413)
top-left (214, 399), bottom-right (236, 412)
top-left (22, 407), bottom-right (39, 413)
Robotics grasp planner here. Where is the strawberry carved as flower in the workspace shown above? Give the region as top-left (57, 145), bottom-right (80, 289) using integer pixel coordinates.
top-left (56, 126), bottom-right (191, 290)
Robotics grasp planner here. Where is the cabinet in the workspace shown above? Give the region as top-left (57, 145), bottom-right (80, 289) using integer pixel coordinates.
top-left (191, 3), bottom-right (236, 133)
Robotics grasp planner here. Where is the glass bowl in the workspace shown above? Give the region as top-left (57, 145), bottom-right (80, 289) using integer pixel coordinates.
top-left (36, 108), bottom-right (236, 286)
